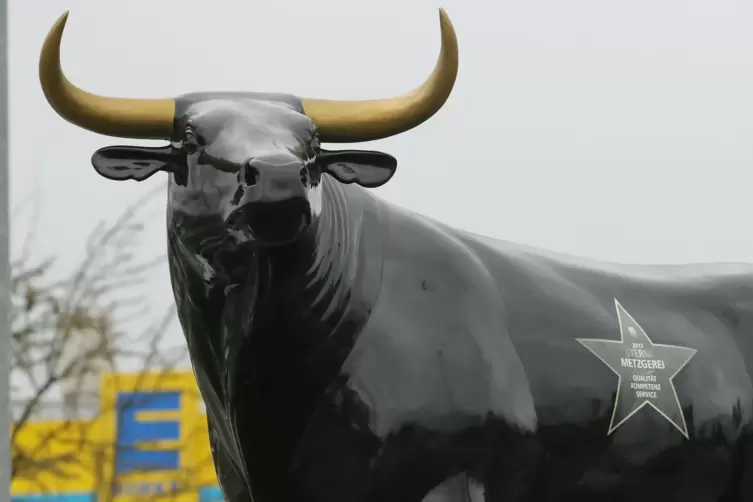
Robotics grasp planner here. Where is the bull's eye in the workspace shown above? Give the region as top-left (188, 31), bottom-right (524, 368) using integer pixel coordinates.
top-left (300, 167), bottom-right (309, 186)
top-left (184, 128), bottom-right (199, 154)
top-left (244, 165), bottom-right (260, 187)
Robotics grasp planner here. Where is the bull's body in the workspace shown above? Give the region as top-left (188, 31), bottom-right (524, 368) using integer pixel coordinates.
top-left (39, 8), bottom-right (753, 501)
top-left (168, 176), bottom-right (753, 501)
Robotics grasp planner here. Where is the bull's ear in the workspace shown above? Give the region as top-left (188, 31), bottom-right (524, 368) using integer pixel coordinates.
top-left (91, 145), bottom-right (181, 182)
top-left (318, 149), bottom-right (397, 188)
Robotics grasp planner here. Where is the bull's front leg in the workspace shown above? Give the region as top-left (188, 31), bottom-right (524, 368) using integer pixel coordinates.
top-left (288, 381), bottom-right (541, 502)
top-left (286, 378), bottom-right (487, 502)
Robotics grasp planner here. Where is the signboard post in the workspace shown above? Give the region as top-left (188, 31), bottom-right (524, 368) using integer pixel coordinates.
top-left (0, 0), bottom-right (10, 497)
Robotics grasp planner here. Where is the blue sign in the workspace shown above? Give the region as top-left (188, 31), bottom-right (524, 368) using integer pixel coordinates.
top-left (199, 486), bottom-right (224, 502)
top-left (115, 391), bottom-right (181, 474)
top-left (12, 496), bottom-right (94, 502)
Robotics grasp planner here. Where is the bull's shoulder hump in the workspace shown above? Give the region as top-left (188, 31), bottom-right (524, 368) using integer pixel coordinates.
top-left (377, 204), bottom-right (495, 281)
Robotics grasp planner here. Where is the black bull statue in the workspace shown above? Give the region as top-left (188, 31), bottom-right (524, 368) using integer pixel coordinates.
top-left (39, 9), bottom-right (753, 502)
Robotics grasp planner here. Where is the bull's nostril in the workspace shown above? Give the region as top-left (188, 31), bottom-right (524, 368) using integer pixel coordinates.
top-left (244, 165), bottom-right (260, 187)
top-left (299, 168), bottom-right (309, 186)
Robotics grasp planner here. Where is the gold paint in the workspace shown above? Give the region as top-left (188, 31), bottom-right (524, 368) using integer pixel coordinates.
top-left (301, 8), bottom-right (459, 143)
top-left (39, 11), bottom-right (175, 139)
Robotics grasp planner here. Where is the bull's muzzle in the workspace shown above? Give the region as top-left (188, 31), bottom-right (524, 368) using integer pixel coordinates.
top-left (224, 157), bottom-right (312, 246)
top-left (239, 158), bottom-right (309, 202)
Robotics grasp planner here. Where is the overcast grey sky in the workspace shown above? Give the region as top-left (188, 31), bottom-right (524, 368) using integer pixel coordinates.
top-left (9, 0), bottom-right (753, 368)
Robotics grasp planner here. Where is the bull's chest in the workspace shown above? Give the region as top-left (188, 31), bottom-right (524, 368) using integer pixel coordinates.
top-left (220, 300), bottom-right (359, 500)
top-left (221, 322), bottom-right (310, 501)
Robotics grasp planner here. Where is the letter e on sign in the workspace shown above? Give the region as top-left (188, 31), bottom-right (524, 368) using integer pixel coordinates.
top-left (115, 391), bottom-right (181, 474)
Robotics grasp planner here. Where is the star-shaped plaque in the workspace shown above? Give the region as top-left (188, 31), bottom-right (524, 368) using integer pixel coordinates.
top-left (576, 300), bottom-right (697, 438)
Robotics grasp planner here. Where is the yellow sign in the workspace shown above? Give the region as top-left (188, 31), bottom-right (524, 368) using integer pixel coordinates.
top-left (12, 371), bottom-right (220, 502)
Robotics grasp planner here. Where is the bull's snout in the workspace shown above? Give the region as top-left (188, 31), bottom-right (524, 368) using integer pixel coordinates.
top-left (240, 157), bottom-right (309, 200)
top-left (225, 154), bottom-right (313, 245)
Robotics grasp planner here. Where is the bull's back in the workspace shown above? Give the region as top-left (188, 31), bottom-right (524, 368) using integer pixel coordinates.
top-left (459, 230), bottom-right (753, 499)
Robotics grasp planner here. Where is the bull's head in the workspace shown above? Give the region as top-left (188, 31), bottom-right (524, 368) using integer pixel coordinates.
top-left (39, 10), bottom-right (458, 246)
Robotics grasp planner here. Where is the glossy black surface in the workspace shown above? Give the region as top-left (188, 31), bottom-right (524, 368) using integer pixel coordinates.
top-left (88, 91), bottom-right (753, 502)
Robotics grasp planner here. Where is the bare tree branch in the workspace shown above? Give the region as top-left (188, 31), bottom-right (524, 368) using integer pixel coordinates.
top-left (10, 185), bottom-right (212, 498)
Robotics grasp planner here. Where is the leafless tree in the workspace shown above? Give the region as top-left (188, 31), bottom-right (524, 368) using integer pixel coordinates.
top-left (9, 186), bottom-right (212, 498)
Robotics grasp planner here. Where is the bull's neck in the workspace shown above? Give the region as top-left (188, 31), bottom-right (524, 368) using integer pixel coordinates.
top-left (222, 176), bottom-right (357, 416)
top-left (255, 176), bottom-right (355, 326)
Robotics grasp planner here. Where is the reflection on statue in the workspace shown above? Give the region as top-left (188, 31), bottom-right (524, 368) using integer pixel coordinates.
top-left (39, 8), bottom-right (753, 502)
